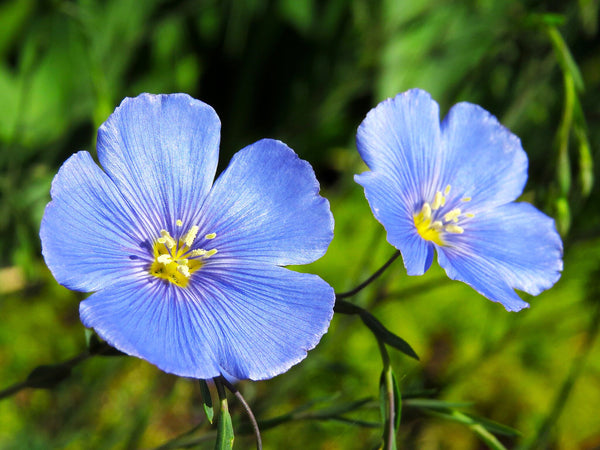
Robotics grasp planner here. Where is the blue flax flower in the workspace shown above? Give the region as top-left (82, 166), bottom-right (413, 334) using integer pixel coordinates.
top-left (355, 89), bottom-right (563, 311)
top-left (41, 93), bottom-right (335, 380)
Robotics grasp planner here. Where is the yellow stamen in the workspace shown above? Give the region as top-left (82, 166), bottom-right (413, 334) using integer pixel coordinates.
top-left (445, 224), bottom-right (464, 234)
top-left (149, 226), bottom-right (218, 288)
top-left (176, 219), bottom-right (183, 227)
top-left (414, 204), bottom-right (444, 246)
top-left (443, 208), bottom-right (462, 223)
top-left (421, 203), bottom-right (432, 221)
top-left (159, 230), bottom-right (176, 249)
top-left (431, 192), bottom-right (444, 210)
top-left (205, 233), bottom-right (217, 240)
top-left (182, 225), bottom-right (199, 247)
top-left (413, 185), bottom-right (473, 245)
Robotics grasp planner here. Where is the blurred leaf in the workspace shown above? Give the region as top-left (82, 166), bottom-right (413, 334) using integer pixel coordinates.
top-left (278, 0), bottom-right (313, 33)
top-left (0, 0), bottom-right (34, 57)
top-left (545, 25), bottom-right (584, 92)
top-left (424, 409), bottom-right (512, 450)
top-left (555, 197), bottom-right (571, 235)
top-left (556, 73), bottom-right (574, 197)
top-left (404, 398), bottom-right (474, 410)
top-left (573, 97), bottom-right (594, 197)
top-left (578, 0), bottom-right (599, 35)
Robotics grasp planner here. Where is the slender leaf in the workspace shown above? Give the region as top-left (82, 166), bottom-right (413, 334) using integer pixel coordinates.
top-left (335, 300), bottom-right (419, 360)
top-left (199, 380), bottom-right (215, 424)
top-left (215, 400), bottom-right (234, 450)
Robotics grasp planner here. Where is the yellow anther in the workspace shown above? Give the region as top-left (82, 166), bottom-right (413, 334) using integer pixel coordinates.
top-left (159, 230), bottom-right (176, 249)
top-left (420, 203), bottom-right (432, 221)
top-left (150, 226), bottom-right (218, 288)
top-left (431, 192), bottom-right (445, 210)
top-left (443, 208), bottom-right (462, 223)
top-left (431, 220), bottom-right (443, 230)
top-left (445, 224), bottom-right (464, 234)
top-left (205, 249), bottom-right (218, 258)
top-left (157, 254), bottom-right (172, 265)
top-left (177, 264), bottom-right (190, 278)
top-left (465, 213), bottom-right (475, 218)
top-left (182, 225), bottom-right (199, 247)
top-left (461, 197), bottom-right (472, 202)
top-left (444, 185), bottom-right (451, 195)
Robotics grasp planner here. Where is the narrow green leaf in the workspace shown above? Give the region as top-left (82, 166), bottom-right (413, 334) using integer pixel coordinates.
top-left (199, 380), bottom-right (215, 424)
top-left (391, 371), bottom-right (401, 431)
top-left (215, 400), bottom-right (234, 450)
top-left (546, 25), bottom-right (585, 92)
top-left (470, 423), bottom-right (509, 450)
top-left (574, 121), bottom-right (594, 197)
top-left (335, 300), bottom-right (419, 360)
top-left (555, 197), bottom-right (571, 236)
top-left (360, 311), bottom-right (419, 360)
top-left (461, 413), bottom-right (521, 438)
top-left (404, 398), bottom-right (473, 409)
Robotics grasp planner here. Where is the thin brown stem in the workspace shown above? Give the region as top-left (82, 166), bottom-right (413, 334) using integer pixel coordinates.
top-left (221, 378), bottom-right (262, 450)
top-left (335, 250), bottom-right (401, 300)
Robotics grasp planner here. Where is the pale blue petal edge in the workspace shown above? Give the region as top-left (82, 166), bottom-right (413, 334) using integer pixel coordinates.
top-left (356, 89), bottom-right (443, 203)
top-left (80, 263), bottom-right (335, 380)
top-left (40, 151), bottom-right (152, 292)
top-left (196, 139), bottom-right (334, 266)
top-left (96, 93), bottom-right (221, 230)
top-left (439, 102), bottom-right (528, 212)
top-left (437, 202), bottom-right (563, 311)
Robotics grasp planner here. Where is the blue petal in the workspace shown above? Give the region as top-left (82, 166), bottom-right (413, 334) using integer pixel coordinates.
top-left (356, 89), bottom-right (443, 203)
top-left (96, 93), bottom-right (221, 229)
top-left (196, 139), bottom-right (333, 266)
top-left (354, 171), bottom-right (434, 275)
top-left (439, 102), bottom-right (528, 211)
top-left (40, 152), bottom-right (152, 292)
top-left (436, 203), bottom-right (563, 311)
top-left (80, 264), bottom-right (335, 380)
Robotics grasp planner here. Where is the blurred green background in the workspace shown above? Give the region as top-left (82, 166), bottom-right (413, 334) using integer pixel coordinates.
top-left (1, 0), bottom-right (599, 448)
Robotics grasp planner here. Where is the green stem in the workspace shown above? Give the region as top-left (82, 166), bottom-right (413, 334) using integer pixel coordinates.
top-left (378, 341), bottom-right (398, 450)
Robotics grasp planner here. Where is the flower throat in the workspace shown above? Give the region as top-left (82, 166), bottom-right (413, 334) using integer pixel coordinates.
top-left (149, 220), bottom-right (217, 287)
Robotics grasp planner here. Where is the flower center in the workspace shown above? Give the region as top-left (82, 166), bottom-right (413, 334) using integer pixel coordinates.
top-left (413, 185), bottom-right (474, 246)
top-left (149, 220), bottom-right (217, 288)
